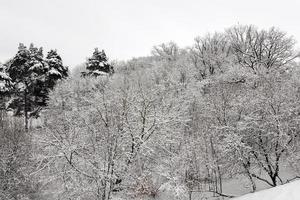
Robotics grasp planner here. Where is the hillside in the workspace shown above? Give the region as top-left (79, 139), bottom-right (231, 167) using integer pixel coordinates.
top-left (234, 180), bottom-right (300, 200)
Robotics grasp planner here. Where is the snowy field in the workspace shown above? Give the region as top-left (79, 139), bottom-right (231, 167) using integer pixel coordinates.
top-left (234, 180), bottom-right (300, 200)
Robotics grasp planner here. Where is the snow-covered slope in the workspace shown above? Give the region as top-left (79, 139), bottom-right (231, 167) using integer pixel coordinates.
top-left (234, 180), bottom-right (300, 200)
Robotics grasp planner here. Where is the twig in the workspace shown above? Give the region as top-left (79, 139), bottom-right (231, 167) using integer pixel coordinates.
top-left (286, 176), bottom-right (300, 183)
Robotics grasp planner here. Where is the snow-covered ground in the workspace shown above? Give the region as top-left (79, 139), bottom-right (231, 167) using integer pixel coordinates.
top-left (233, 180), bottom-right (300, 200)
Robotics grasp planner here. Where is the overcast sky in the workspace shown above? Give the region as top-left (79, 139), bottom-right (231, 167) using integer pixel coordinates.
top-left (0, 0), bottom-right (300, 67)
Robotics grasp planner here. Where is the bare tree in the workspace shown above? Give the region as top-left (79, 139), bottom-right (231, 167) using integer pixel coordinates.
top-left (190, 33), bottom-right (232, 80)
top-left (227, 25), bottom-right (299, 73)
top-left (152, 41), bottom-right (180, 61)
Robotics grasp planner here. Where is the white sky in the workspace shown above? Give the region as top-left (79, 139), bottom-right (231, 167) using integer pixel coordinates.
top-left (0, 0), bottom-right (300, 67)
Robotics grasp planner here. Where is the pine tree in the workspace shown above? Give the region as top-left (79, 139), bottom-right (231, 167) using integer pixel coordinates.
top-left (6, 43), bottom-right (68, 130)
top-left (82, 48), bottom-right (114, 77)
top-left (0, 63), bottom-right (12, 95)
top-left (45, 49), bottom-right (68, 89)
top-left (0, 63), bottom-right (12, 113)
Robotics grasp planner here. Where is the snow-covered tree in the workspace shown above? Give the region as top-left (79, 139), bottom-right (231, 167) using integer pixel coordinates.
top-left (6, 43), bottom-right (68, 130)
top-left (226, 25), bottom-right (298, 73)
top-left (82, 48), bottom-right (114, 77)
top-left (190, 33), bottom-right (232, 80)
top-left (152, 41), bottom-right (180, 61)
top-left (0, 117), bottom-right (37, 200)
top-left (0, 63), bottom-right (12, 95)
top-left (45, 49), bottom-right (68, 89)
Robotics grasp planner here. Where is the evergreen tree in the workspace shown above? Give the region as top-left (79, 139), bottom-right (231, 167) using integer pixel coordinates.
top-left (45, 49), bottom-right (68, 89)
top-left (6, 43), bottom-right (68, 130)
top-left (0, 63), bottom-right (12, 95)
top-left (0, 63), bottom-right (12, 112)
top-left (82, 48), bottom-right (114, 77)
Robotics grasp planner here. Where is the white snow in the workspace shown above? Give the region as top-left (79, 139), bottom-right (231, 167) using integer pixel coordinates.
top-left (234, 180), bottom-right (300, 200)
top-left (29, 62), bottom-right (43, 71)
top-left (157, 181), bottom-right (188, 200)
top-left (0, 72), bottom-right (11, 80)
top-left (48, 68), bottom-right (62, 76)
top-left (93, 70), bottom-right (108, 75)
top-left (17, 82), bottom-right (26, 91)
top-left (47, 58), bottom-right (62, 65)
top-left (0, 82), bottom-right (8, 92)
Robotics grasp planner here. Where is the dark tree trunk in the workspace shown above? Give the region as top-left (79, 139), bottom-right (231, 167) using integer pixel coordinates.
top-left (24, 91), bottom-right (29, 131)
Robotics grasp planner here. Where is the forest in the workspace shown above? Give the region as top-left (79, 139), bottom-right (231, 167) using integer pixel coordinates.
top-left (0, 24), bottom-right (300, 200)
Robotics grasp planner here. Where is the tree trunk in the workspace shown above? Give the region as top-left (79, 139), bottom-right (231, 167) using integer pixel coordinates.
top-left (248, 173), bottom-right (256, 192)
top-left (243, 161), bottom-right (256, 192)
top-left (188, 190), bottom-right (192, 200)
top-left (271, 175), bottom-right (277, 187)
top-left (24, 92), bottom-right (29, 131)
top-left (210, 136), bottom-right (222, 194)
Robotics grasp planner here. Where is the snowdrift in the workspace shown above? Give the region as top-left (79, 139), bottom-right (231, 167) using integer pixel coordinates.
top-left (234, 180), bottom-right (300, 200)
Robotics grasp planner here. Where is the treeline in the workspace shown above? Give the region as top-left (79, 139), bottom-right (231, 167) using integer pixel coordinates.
top-left (1, 24), bottom-right (300, 200)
